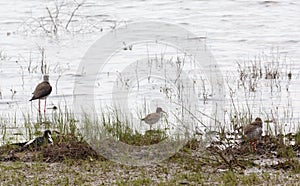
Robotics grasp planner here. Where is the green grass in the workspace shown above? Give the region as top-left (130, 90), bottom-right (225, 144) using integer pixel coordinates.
top-left (1, 105), bottom-right (300, 185)
top-left (295, 130), bottom-right (300, 145)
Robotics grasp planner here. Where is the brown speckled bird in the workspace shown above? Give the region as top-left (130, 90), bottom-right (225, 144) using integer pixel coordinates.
top-left (141, 107), bottom-right (166, 130)
top-left (30, 75), bottom-right (52, 114)
top-left (243, 117), bottom-right (263, 151)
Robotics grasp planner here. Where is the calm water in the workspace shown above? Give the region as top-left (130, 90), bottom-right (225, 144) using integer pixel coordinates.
top-left (1, 0), bottom-right (300, 143)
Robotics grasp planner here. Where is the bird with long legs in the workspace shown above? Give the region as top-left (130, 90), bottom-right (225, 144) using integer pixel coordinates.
top-left (29, 75), bottom-right (52, 115)
top-left (243, 117), bottom-right (263, 152)
top-left (141, 107), bottom-right (167, 131)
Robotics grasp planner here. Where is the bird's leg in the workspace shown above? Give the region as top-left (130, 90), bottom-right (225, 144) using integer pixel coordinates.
top-left (38, 99), bottom-right (41, 114)
top-left (44, 99), bottom-right (47, 115)
top-left (253, 141), bottom-right (257, 151)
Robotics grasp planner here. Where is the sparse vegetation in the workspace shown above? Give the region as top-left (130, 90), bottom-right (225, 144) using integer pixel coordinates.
top-left (0, 0), bottom-right (299, 182)
top-left (21, 1), bottom-right (85, 35)
top-left (1, 103), bottom-right (300, 185)
top-left (1, 42), bottom-right (300, 186)
top-left (18, 0), bottom-right (114, 35)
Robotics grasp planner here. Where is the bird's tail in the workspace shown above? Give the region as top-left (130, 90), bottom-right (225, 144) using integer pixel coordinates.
top-left (10, 142), bottom-right (27, 147)
top-left (29, 97), bottom-right (35, 101)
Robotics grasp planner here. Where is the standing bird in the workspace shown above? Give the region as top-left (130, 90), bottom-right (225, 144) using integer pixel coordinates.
top-left (243, 117), bottom-right (263, 151)
top-left (141, 107), bottom-right (166, 130)
top-left (29, 75), bottom-right (52, 114)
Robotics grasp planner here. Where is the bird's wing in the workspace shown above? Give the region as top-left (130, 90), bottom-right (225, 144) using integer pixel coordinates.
top-left (244, 120), bottom-right (262, 134)
top-left (142, 113), bottom-right (159, 121)
top-left (243, 124), bottom-right (257, 135)
top-left (10, 142), bottom-right (27, 147)
top-left (23, 138), bottom-right (36, 147)
top-left (141, 113), bottom-right (151, 120)
top-left (31, 82), bottom-right (52, 100)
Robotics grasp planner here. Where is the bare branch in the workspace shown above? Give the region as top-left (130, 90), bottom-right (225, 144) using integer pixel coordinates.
top-left (46, 7), bottom-right (58, 34)
top-left (65, 2), bottom-right (84, 30)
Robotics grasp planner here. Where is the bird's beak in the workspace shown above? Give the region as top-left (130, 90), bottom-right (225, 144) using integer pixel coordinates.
top-left (53, 130), bottom-right (60, 134)
top-left (162, 110), bottom-right (168, 115)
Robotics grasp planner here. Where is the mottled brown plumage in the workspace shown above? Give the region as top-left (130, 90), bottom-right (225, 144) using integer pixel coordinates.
top-left (141, 107), bottom-right (166, 130)
top-left (243, 117), bottom-right (263, 151)
top-left (30, 75), bottom-right (52, 114)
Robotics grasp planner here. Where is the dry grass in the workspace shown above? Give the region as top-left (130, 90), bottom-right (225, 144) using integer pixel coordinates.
top-left (1, 137), bottom-right (300, 185)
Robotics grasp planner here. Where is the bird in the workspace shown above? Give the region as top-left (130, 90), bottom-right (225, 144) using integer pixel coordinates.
top-left (11, 130), bottom-right (53, 148)
top-left (141, 107), bottom-right (166, 130)
top-left (243, 117), bottom-right (263, 151)
top-left (24, 130), bottom-right (53, 148)
top-left (29, 75), bottom-right (52, 114)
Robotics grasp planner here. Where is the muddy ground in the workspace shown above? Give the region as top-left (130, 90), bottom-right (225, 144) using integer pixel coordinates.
top-left (1, 134), bottom-right (300, 185)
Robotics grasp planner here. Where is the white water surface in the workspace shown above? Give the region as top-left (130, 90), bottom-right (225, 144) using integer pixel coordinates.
top-left (0, 0), bottom-right (300, 143)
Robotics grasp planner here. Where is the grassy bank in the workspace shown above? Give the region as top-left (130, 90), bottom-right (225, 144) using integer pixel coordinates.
top-left (1, 108), bottom-right (300, 185)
